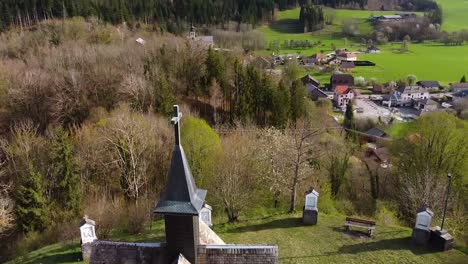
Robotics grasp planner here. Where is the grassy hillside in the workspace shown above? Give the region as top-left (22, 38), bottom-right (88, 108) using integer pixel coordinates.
top-left (437, 0), bottom-right (468, 32)
top-left (259, 7), bottom-right (468, 85)
top-left (8, 212), bottom-right (468, 264)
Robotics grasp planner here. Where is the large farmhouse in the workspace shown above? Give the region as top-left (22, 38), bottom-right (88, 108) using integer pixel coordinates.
top-left (383, 86), bottom-right (429, 107)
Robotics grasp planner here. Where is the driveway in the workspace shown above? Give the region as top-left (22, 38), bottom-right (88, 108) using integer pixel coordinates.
top-left (354, 98), bottom-right (391, 119)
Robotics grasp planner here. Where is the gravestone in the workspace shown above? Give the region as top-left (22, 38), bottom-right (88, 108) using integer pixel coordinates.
top-left (79, 215), bottom-right (97, 261)
top-left (303, 189), bottom-right (319, 225)
top-left (200, 204), bottom-right (212, 227)
top-left (411, 207), bottom-right (433, 246)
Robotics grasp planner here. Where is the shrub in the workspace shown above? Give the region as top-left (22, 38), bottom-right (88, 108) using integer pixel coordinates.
top-left (335, 199), bottom-right (356, 215)
top-left (317, 182), bottom-right (337, 215)
top-left (375, 201), bottom-right (400, 226)
top-left (125, 200), bottom-right (152, 235)
top-left (84, 196), bottom-right (123, 239)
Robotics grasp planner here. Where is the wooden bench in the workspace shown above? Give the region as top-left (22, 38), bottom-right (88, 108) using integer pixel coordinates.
top-left (344, 217), bottom-right (376, 237)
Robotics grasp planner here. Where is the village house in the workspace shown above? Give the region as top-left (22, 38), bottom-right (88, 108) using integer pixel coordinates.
top-left (330, 73), bottom-right (354, 91)
top-left (417, 81), bottom-right (440, 91)
top-left (300, 75), bottom-right (332, 101)
top-left (372, 84), bottom-right (389, 94)
top-left (310, 53), bottom-right (327, 64)
top-left (368, 147), bottom-right (391, 168)
top-left (333, 85), bottom-right (355, 108)
top-left (340, 61), bottom-right (355, 72)
top-left (301, 74), bottom-right (320, 89)
top-left (383, 86), bottom-right (429, 107)
top-left (250, 56), bottom-right (273, 69)
top-left (450, 83), bottom-right (468, 92)
top-left (449, 90), bottom-right (468, 102)
top-left (337, 51), bottom-right (357, 61)
top-left (366, 46), bottom-right (381, 53)
top-left (188, 25), bottom-right (215, 48)
top-left (372, 15), bottom-right (403, 22)
top-left (414, 98), bottom-right (439, 116)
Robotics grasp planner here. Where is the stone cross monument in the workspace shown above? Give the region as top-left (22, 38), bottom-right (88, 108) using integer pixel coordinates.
top-left (303, 189), bottom-right (319, 225)
top-left (154, 105), bottom-right (207, 264)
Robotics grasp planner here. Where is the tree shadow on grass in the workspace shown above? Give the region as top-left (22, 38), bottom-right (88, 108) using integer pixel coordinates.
top-left (24, 251), bottom-right (83, 264)
top-left (269, 19), bottom-right (303, 34)
top-left (226, 217), bottom-right (302, 233)
top-left (337, 237), bottom-right (439, 256)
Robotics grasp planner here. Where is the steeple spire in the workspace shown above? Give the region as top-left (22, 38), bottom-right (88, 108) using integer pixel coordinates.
top-left (154, 105), bottom-right (207, 215)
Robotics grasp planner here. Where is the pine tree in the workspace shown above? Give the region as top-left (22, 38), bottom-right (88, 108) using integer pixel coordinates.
top-left (50, 127), bottom-right (81, 217)
top-left (16, 167), bottom-right (47, 233)
top-left (271, 82), bottom-right (290, 129)
top-left (461, 75), bottom-right (466, 83)
top-left (205, 47), bottom-right (225, 86)
top-left (154, 75), bottom-right (175, 116)
top-left (289, 80), bottom-right (307, 124)
top-left (343, 102), bottom-right (358, 143)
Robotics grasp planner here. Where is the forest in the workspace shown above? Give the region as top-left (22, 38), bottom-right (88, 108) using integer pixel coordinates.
top-left (0, 0), bottom-right (276, 32)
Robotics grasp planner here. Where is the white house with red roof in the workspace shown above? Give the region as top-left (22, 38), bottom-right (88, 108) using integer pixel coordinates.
top-left (333, 85), bottom-right (356, 108)
top-left (337, 51), bottom-right (357, 61)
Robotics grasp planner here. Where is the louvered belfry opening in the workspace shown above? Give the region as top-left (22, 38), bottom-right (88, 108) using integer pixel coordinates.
top-left (154, 105), bottom-right (207, 264)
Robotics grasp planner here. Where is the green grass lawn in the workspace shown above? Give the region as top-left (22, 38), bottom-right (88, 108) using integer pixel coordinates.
top-left (260, 7), bottom-right (468, 85)
top-left (8, 212), bottom-right (468, 264)
top-left (437, 0), bottom-right (468, 32)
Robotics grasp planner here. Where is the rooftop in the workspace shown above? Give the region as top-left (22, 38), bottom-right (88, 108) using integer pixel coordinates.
top-left (335, 85), bottom-right (352, 95)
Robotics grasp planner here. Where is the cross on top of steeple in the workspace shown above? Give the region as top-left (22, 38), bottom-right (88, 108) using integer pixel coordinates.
top-left (171, 105), bottom-right (182, 145)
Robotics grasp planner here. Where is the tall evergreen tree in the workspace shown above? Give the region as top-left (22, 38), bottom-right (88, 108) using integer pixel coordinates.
top-left (343, 102), bottom-right (358, 143)
top-left (50, 127), bottom-right (81, 217)
top-left (205, 47), bottom-right (225, 87)
top-left (461, 75), bottom-right (466, 83)
top-left (289, 80), bottom-right (307, 124)
top-left (154, 75), bottom-right (175, 116)
top-left (271, 82), bottom-right (290, 129)
top-left (16, 167), bottom-right (47, 233)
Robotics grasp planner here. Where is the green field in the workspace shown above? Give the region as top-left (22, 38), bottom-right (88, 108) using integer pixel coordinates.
top-left (7, 212), bottom-right (468, 264)
top-left (260, 6), bottom-right (468, 85)
top-left (437, 0), bottom-right (468, 32)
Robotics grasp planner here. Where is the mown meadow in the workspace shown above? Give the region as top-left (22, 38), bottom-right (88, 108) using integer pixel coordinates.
top-left (258, 4), bottom-right (468, 85)
top-left (7, 212), bottom-right (468, 264)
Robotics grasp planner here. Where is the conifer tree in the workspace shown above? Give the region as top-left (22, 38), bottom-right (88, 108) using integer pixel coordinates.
top-left (154, 75), bottom-right (175, 116)
top-left (343, 102), bottom-right (358, 143)
top-left (289, 80), bottom-right (307, 124)
top-left (461, 75), bottom-right (466, 83)
top-left (50, 127), bottom-right (81, 216)
top-left (16, 167), bottom-right (47, 233)
top-left (271, 82), bottom-right (290, 129)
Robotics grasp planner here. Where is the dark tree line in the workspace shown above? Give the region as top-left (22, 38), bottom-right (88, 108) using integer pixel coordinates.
top-left (0, 0), bottom-right (277, 32)
top-left (301, 0), bottom-right (367, 9)
top-left (299, 1), bottom-right (325, 32)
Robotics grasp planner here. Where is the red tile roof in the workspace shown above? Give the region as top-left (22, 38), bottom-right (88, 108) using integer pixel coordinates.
top-left (335, 85), bottom-right (352, 95)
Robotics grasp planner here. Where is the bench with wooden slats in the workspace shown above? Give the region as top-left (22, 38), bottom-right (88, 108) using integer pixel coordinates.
top-left (344, 217), bottom-right (376, 237)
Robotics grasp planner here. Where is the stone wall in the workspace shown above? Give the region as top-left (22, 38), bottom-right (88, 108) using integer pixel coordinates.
top-left (90, 241), bottom-right (278, 264)
top-left (198, 245), bottom-right (278, 264)
top-left (90, 241), bottom-right (169, 264)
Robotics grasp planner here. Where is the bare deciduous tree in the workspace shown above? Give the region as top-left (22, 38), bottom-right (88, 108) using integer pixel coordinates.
top-left (0, 182), bottom-right (14, 235)
top-left (261, 118), bottom-right (325, 212)
top-left (212, 132), bottom-right (262, 222)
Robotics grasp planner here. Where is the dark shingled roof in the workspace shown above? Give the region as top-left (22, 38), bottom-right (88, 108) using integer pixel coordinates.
top-left (154, 106), bottom-right (207, 216)
top-left (417, 81), bottom-right (440, 88)
top-left (366, 127), bottom-right (388, 138)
